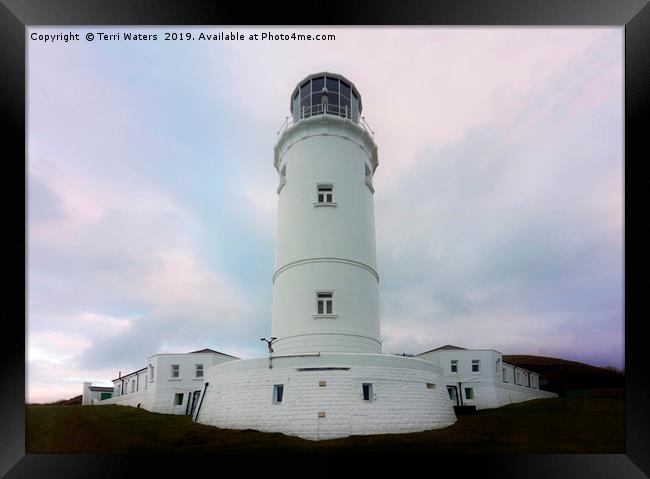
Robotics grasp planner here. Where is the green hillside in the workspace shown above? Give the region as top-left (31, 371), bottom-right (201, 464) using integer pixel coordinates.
top-left (503, 355), bottom-right (624, 396)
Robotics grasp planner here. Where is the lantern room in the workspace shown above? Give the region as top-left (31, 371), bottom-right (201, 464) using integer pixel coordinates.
top-left (290, 72), bottom-right (362, 123)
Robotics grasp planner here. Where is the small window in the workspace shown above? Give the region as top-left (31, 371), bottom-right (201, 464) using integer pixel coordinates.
top-left (171, 364), bottom-right (180, 378)
top-left (149, 365), bottom-right (154, 381)
top-left (316, 292), bottom-right (334, 315)
top-left (100, 392), bottom-right (111, 400)
top-left (131, 381), bottom-right (135, 393)
top-left (174, 393), bottom-right (184, 405)
top-left (195, 364), bottom-right (204, 378)
top-left (364, 164), bottom-right (374, 192)
top-left (144, 375), bottom-right (148, 389)
top-left (472, 360), bottom-right (480, 373)
top-left (273, 384), bottom-right (284, 404)
top-left (450, 360), bottom-right (458, 373)
top-left (362, 383), bottom-right (373, 401)
top-left (278, 165), bottom-right (287, 193)
top-left (316, 184), bottom-right (334, 204)
top-left (426, 383), bottom-right (436, 389)
top-left (465, 388), bottom-right (474, 400)
top-left (502, 368), bottom-right (507, 382)
top-left (447, 388), bottom-right (454, 400)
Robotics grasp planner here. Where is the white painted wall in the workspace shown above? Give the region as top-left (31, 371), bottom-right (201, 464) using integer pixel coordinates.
top-left (416, 349), bottom-right (556, 410)
top-left (272, 114), bottom-right (381, 355)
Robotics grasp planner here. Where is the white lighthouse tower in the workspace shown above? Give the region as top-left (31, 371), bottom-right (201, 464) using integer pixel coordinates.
top-left (271, 72), bottom-right (380, 355)
top-left (196, 72), bottom-right (457, 440)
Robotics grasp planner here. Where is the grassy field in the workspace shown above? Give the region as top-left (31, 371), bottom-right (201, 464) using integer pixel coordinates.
top-left (26, 397), bottom-right (623, 454)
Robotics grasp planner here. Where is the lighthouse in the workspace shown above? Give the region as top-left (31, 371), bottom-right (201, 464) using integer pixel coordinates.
top-left (196, 72), bottom-right (457, 440)
top-left (271, 72), bottom-right (381, 355)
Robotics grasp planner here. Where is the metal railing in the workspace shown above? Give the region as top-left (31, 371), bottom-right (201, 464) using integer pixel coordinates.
top-left (277, 103), bottom-right (374, 137)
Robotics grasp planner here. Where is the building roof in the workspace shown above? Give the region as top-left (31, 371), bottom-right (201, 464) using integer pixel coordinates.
top-left (417, 344), bottom-right (468, 355)
top-left (187, 348), bottom-right (239, 358)
top-left (111, 367), bottom-right (147, 382)
top-left (88, 386), bottom-right (114, 392)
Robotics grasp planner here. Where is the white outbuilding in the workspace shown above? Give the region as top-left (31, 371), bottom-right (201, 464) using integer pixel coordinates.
top-left (416, 345), bottom-right (557, 410)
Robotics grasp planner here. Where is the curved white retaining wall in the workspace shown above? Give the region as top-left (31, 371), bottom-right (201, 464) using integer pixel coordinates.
top-left (195, 353), bottom-right (457, 441)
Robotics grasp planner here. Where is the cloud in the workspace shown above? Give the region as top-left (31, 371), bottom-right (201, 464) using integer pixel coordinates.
top-left (374, 31), bottom-right (622, 368)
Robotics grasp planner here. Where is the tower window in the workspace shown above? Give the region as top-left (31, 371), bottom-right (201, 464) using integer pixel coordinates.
top-left (472, 360), bottom-right (480, 373)
top-left (278, 165), bottom-right (287, 193)
top-left (316, 184), bottom-right (334, 204)
top-left (364, 164), bottom-right (374, 192)
top-left (362, 383), bottom-right (373, 401)
top-left (171, 364), bottom-right (179, 378)
top-left (450, 360), bottom-right (458, 373)
top-left (273, 384), bottom-right (284, 404)
top-left (316, 292), bottom-right (334, 315)
top-left (149, 365), bottom-right (154, 381)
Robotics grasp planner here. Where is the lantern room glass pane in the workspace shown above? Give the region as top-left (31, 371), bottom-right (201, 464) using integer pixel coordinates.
top-left (326, 77), bottom-right (339, 93)
top-left (340, 96), bottom-right (351, 117)
top-left (300, 81), bottom-right (310, 98)
top-left (312, 76), bottom-right (324, 92)
top-left (300, 96), bottom-right (310, 117)
top-left (312, 93), bottom-right (322, 109)
top-left (340, 81), bottom-right (351, 99)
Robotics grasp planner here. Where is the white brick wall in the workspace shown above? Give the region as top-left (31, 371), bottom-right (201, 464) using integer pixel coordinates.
top-left (195, 354), bottom-right (457, 440)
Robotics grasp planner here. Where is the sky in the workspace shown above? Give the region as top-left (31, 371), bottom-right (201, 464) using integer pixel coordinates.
top-left (27, 27), bottom-right (623, 403)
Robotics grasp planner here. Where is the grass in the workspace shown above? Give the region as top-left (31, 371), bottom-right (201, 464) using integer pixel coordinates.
top-left (26, 397), bottom-right (624, 454)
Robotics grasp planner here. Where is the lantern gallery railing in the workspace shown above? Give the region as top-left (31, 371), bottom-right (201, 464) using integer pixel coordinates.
top-left (277, 103), bottom-right (374, 137)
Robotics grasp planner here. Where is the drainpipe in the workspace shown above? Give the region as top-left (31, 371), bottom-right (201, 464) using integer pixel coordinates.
top-left (193, 382), bottom-right (209, 422)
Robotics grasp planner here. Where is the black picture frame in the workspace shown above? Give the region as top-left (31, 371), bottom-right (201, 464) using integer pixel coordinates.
top-left (3, 0), bottom-right (647, 476)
